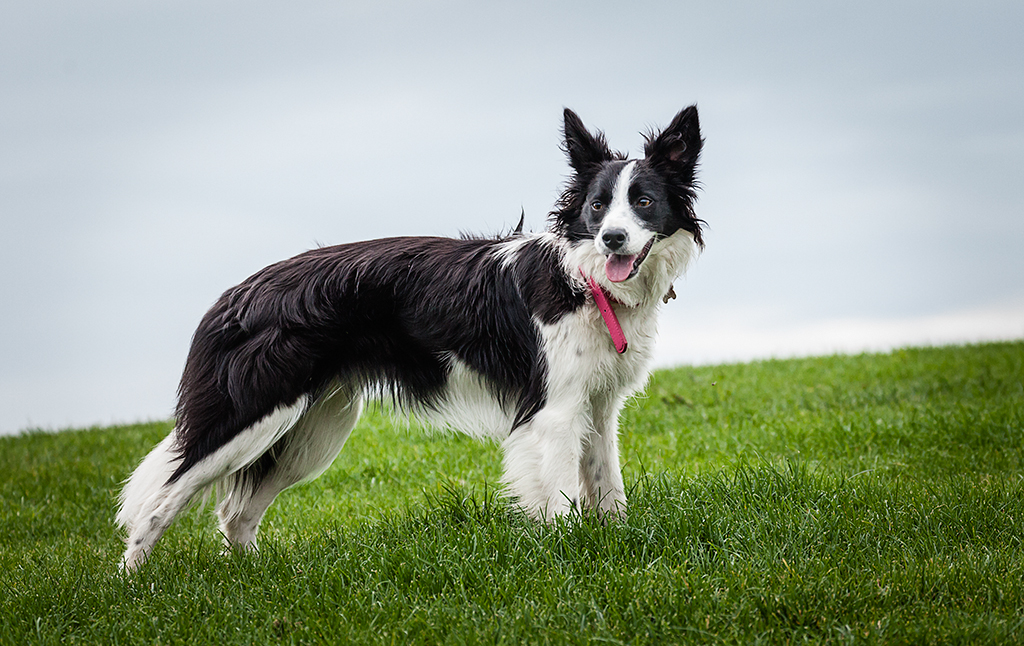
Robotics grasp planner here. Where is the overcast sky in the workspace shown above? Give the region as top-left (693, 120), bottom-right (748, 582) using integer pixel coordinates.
top-left (2, 1), bottom-right (1022, 434)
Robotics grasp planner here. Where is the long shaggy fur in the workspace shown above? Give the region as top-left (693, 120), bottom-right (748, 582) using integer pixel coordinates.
top-left (117, 106), bottom-right (705, 571)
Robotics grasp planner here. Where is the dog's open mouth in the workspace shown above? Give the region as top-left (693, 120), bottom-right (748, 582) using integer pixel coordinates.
top-left (605, 237), bottom-right (655, 283)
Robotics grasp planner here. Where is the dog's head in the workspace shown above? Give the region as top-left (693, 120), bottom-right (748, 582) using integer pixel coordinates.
top-left (552, 107), bottom-right (704, 301)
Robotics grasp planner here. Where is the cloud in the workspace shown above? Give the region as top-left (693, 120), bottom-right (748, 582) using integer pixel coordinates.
top-left (656, 298), bottom-right (1024, 367)
top-left (1, 1), bottom-right (1022, 433)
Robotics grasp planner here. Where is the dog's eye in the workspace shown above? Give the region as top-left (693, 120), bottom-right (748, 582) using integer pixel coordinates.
top-left (591, 201), bottom-right (604, 211)
top-left (636, 197), bottom-right (652, 208)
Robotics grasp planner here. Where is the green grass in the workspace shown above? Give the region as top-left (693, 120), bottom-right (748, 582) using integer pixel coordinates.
top-left (2, 341), bottom-right (1022, 645)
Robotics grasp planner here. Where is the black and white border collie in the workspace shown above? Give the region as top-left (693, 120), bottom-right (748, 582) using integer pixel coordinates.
top-left (117, 106), bottom-right (704, 570)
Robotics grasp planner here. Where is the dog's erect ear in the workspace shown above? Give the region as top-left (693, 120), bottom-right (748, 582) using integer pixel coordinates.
top-left (643, 106), bottom-right (706, 248)
top-left (644, 105), bottom-right (702, 169)
top-left (562, 108), bottom-right (613, 170)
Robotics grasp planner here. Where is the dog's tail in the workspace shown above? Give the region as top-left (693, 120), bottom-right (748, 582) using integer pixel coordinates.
top-left (116, 396), bottom-right (308, 571)
top-left (116, 431), bottom-right (181, 533)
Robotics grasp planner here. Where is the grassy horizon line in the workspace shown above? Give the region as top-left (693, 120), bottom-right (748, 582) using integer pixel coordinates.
top-left (2, 340), bottom-right (1022, 644)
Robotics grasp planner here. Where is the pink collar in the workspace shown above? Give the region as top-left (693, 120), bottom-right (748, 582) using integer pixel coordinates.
top-left (584, 274), bottom-right (628, 354)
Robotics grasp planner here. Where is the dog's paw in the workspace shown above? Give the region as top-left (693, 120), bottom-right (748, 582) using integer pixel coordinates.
top-left (596, 499), bottom-right (627, 525)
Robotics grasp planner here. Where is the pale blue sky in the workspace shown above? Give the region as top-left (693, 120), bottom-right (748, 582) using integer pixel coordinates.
top-left (2, 1), bottom-right (1022, 433)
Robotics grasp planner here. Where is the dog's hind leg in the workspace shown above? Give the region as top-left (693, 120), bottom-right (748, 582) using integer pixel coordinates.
top-left (217, 385), bottom-right (363, 552)
top-left (117, 396), bottom-right (308, 572)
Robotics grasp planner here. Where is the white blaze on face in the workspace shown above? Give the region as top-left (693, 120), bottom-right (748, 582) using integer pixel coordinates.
top-left (607, 160), bottom-right (637, 225)
top-left (596, 161), bottom-right (653, 282)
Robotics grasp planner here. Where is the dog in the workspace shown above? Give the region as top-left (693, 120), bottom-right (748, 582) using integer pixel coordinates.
top-left (117, 106), bottom-right (704, 570)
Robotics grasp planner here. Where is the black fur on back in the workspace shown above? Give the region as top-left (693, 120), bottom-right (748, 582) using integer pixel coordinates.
top-left (169, 235), bottom-right (585, 481)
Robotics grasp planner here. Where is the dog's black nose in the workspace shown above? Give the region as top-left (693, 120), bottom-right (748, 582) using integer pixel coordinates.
top-left (601, 229), bottom-right (628, 252)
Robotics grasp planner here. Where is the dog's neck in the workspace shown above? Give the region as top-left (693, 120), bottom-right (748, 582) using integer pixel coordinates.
top-left (579, 267), bottom-right (678, 355)
top-left (584, 274), bottom-right (629, 354)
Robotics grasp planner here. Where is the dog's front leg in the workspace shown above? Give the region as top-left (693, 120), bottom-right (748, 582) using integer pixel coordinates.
top-left (501, 404), bottom-right (590, 521)
top-left (580, 393), bottom-right (628, 521)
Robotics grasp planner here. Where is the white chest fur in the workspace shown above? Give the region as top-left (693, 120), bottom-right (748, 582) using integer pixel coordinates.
top-left (538, 301), bottom-right (658, 403)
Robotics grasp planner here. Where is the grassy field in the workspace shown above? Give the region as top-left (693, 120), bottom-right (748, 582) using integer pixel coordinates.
top-left (1, 341), bottom-right (1022, 645)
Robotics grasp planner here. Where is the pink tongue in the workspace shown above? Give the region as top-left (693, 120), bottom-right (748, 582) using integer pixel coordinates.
top-left (605, 254), bottom-right (637, 283)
